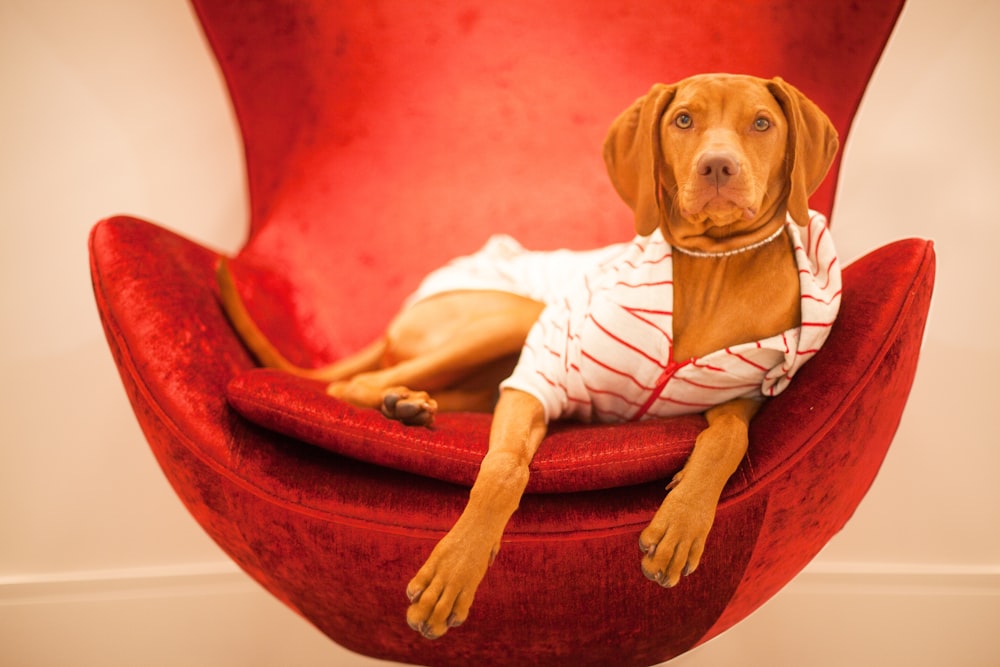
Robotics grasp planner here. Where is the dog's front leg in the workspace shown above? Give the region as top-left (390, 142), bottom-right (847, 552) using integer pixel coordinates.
top-left (639, 397), bottom-right (761, 588)
top-left (406, 389), bottom-right (547, 639)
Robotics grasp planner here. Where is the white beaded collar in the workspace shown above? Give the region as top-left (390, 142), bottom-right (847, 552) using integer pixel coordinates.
top-left (672, 224), bottom-right (786, 259)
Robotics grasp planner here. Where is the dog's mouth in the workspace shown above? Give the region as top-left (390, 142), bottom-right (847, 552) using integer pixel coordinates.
top-left (679, 193), bottom-right (759, 229)
top-left (677, 174), bottom-right (761, 221)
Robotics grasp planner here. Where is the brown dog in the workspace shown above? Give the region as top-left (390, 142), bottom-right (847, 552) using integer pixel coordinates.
top-left (217, 73), bottom-right (839, 640)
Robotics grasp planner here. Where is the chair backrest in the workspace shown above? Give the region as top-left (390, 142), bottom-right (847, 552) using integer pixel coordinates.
top-left (194, 0), bottom-right (905, 360)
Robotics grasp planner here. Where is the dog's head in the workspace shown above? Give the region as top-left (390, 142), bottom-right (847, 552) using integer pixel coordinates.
top-left (603, 74), bottom-right (838, 252)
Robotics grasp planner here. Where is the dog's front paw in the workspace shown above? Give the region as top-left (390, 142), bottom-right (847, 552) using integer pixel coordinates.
top-left (383, 388), bottom-right (438, 427)
top-left (405, 529), bottom-right (497, 639)
top-left (638, 490), bottom-right (716, 588)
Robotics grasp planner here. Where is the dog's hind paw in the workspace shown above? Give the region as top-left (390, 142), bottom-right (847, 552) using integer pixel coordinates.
top-left (382, 388), bottom-right (438, 427)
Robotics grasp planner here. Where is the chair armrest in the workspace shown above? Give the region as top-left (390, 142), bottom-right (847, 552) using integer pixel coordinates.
top-left (89, 215), bottom-right (254, 464)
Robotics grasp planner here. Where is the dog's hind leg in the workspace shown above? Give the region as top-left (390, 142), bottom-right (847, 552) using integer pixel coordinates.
top-left (330, 296), bottom-right (542, 426)
top-left (299, 336), bottom-right (388, 382)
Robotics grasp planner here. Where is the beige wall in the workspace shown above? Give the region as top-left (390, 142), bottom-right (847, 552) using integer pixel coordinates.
top-left (1, 1), bottom-right (998, 665)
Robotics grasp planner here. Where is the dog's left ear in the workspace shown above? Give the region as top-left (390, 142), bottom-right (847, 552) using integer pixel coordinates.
top-left (767, 77), bottom-right (839, 226)
top-left (603, 83), bottom-right (677, 236)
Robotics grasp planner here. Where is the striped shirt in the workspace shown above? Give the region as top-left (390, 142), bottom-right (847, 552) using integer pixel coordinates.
top-left (499, 212), bottom-right (841, 423)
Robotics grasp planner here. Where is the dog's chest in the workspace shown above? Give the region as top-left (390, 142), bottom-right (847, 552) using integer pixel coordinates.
top-left (670, 250), bottom-right (802, 361)
top-left (569, 260), bottom-right (791, 420)
top-left (578, 236), bottom-right (797, 364)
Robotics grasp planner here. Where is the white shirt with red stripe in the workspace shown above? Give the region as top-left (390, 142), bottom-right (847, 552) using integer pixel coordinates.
top-left (499, 212), bottom-right (841, 423)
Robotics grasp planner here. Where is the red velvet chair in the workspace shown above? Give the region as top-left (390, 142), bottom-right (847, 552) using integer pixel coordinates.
top-left (89, 1), bottom-right (934, 665)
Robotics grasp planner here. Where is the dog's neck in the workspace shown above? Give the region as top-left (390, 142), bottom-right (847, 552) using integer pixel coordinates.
top-left (670, 226), bottom-right (801, 362)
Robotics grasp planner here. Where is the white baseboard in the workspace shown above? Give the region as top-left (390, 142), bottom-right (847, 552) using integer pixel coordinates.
top-left (0, 562), bottom-right (248, 607)
top-left (2, 561), bottom-right (999, 667)
top-left (795, 560), bottom-right (1000, 595)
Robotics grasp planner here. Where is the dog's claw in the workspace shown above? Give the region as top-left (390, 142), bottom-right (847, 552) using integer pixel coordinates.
top-left (639, 536), bottom-right (654, 556)
top-left (642, 564), bottom-right (678, 588)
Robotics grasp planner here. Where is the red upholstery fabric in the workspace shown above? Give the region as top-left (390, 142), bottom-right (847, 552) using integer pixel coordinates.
top-left (88, 1), bottom-right (933, 665)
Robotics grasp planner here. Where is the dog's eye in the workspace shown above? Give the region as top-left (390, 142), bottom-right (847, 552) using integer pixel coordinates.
top-left (753, 117), bottom-right (771, 131)
top-left (674, 113), bottom-right (693, 129)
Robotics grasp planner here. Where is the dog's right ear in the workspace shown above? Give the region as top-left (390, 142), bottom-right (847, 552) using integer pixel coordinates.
top-left (603, 83), bottom-right (677, 236)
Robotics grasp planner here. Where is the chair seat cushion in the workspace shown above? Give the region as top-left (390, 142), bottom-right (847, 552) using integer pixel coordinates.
top-left (226, 369), bottom-right (705, 493)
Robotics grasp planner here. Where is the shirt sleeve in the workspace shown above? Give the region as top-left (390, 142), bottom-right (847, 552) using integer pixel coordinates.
top-left (499, 300), bottom-right (577, 423)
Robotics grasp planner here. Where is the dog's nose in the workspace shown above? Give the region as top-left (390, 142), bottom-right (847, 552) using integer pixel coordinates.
top-left (697, 151), bottom-right (740, 186)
